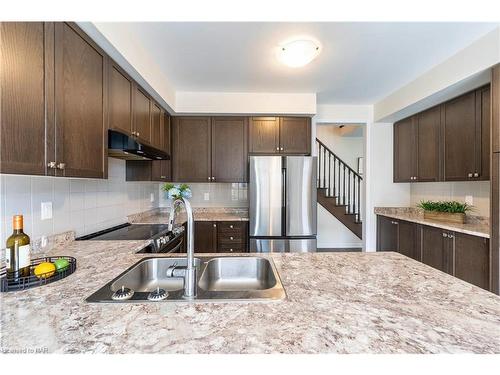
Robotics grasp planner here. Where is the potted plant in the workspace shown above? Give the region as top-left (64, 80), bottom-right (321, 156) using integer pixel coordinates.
top-left (162, 183), bottom-right (192, 200)
top-left (417, 200), bottom-right (472, 224)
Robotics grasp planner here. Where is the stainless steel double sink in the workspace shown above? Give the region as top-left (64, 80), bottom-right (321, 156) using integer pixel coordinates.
top-left (86, 256), bottom-right (286, 303)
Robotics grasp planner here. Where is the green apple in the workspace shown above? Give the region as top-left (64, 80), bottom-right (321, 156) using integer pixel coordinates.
top-left (54, 258), bottom-right (69, 273)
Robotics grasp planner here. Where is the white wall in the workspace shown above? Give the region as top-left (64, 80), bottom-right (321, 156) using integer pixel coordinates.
top-left (316, 125), bottom-right (363, 170)
top-left (0, 158), bottom-right (160, 244)
top-left (175, 92), bottom-right (316, 115)
top-left (375, 27), bottom-right (500, 122)
top-left (364, 122), bottom-right (411, 251)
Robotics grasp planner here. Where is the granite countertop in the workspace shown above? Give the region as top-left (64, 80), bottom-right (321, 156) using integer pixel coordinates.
top-left (128, 207), bottom-right (249, 225)
top-left (1, 240), bottom-right (500, 353)
top-left (374, 207), bottom-right (490, 238)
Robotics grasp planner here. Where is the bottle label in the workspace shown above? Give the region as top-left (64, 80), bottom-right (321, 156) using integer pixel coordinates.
top-left (17, 244), bottom-right (31, 268)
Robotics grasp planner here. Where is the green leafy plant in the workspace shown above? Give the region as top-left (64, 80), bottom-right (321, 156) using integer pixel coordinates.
top-left (417, 200), bottom-right (472, 214)
top-left (162, 183), bottom-right (192, 200)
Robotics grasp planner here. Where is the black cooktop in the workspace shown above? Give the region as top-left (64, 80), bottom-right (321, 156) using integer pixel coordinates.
top-left (77, 223), bottom-right (171, 241)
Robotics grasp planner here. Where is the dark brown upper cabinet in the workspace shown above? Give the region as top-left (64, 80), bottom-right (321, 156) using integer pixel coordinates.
top-left (492, 65), bottom-right (500, 154)
top-left (54, 22), bottom-right (108, 179)
top-left (150, 102), bottom-right (162, 150)
top-left (133, 86), bottom-right (151, 144)
top-left (394, 85), bottom-right (490, 183)
top-left (393, 116), bottom-right (416, 182)
top-left (417, 106), bottom-right (441, 182)
top-left (249, 116), bottom-right (311, 155)
top-left (279, 117), bottom-right (311, 154)
top-left (172, 116), bottom-right (248, 183)
top-left (211, 117), bottom-right (248, 182)
top-left (172, 117), bottom-right (212, 182)
top-left (249, 117), bottom-right (279, 154)
top-left (108, 61), bottom-right (133, 135)
top-left (0, 22), bottom-right (53, 176)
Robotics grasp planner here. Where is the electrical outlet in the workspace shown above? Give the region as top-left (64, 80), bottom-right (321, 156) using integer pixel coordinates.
top-left (465, 195), bottom-right (473, 205)
top-left (41, 202), bottom-right (52, 220)
top-left (204, 192), bottom-right (210, 201)
top-left (150, 193), bottom-right (155, 203)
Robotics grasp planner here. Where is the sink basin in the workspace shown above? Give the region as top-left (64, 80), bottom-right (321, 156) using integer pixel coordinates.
top-left (86, 255), bottom-right (286, 303)
top-left (198, 257), bottom-right (276, 291)
top-left (110, 257), bottom-right (201, 293)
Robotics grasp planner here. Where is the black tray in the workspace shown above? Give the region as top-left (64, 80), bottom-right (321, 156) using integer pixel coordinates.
top-left (1, 256), bottom-right (76, 292)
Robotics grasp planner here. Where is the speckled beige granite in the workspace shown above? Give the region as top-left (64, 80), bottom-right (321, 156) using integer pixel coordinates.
top-left (375, 207), bottom-right (490, 238)
top-left (128, 207), bottom-right (249, 225)
top-left (1, 239), bottom-right (499, 353)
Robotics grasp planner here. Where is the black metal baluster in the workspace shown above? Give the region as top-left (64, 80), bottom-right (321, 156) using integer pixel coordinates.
top-left (357, 175), bottom-right (361, 222)
top-left (343, 165), bottom-right (346, 207)
top-left (323, 147), bottom-right (326, 189)
top-left (347, 170), bottom-right (351, 213)
top-left (333, 156), bottom-right (336, 198)
top-left (318, 144), bottom-right (322, 188)
top-left (328, 153), bottom-right (331, 196)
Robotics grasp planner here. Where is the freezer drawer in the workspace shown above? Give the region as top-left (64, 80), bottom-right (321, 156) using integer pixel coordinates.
top-left (250, 238), bottom-right (317, 253)
top-left (249, 156), bottom-right (282, 236)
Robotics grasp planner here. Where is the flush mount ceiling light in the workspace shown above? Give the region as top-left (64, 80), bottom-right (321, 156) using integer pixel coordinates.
top-left (277, 38), bottom-right (321, 68)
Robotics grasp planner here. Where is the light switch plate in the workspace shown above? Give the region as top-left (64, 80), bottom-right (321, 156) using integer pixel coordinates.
top-left (150, 193), bottom-right (155, 203)
top-left (465, 195), bottom-right (473, 205)
top-left (204, 192), bottom-right (210, 201)
top-left (41, 202), bottom-right (52, 220)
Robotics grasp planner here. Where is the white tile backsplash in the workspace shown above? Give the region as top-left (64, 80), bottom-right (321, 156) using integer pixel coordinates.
top-left (0, 158), bottom-right (161, 244)
top-left (410, 181), bottom-right (490, 217)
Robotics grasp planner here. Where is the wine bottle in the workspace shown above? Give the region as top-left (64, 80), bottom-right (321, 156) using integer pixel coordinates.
top-left (6, 215), bottom-right (31, 280)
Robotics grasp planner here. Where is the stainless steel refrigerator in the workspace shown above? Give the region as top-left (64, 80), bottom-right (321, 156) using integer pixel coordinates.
top-left (249, 156), bottom-right (317, 252)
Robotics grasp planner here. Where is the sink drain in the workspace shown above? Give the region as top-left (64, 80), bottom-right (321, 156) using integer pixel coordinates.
top-left (111, 286), bottom-right (134, 301)
top-left (147, 287), bottom-right (169, 301)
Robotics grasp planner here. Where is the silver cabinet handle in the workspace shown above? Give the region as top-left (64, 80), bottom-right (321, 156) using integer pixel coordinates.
top-left (448, 234), bottom-right (454, 239)
top-left (213, 223), bottom-right (217, 227)
top-left (276, 147), bottom-right (279, 151)
top-left (161, 175), bottom-right (166, 179)
top-left (230, 236), bottom-right (234, 240)
top-left (473, 172), bottom-right (479, 178)
top-left (229, 225), bottom-right (233, 229)
top-left (468, 173), bottom-right (473, 178)
top-left (57, 163), bottom-right (66, 170)
top-left (442, 232), bottom-right (447, 238)
top-left (208, 177), bottom-right (211, 181)
top-left (136, 132), bottom-right (140, 137)
top-left (230, 249), bottom-right (233, 252)
top-left (280, 147), bottom-right (284, 151)
top-left (212, 177), bottom-right (216, 181)
top-left (47, 161), bottom-right (57, 169)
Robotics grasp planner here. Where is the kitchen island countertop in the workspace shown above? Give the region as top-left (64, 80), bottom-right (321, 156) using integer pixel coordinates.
top-left (1, 240), bottom-right (499, 354)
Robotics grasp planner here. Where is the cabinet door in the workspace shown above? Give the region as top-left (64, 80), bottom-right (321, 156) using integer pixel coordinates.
top-left (108, 61), bottom-right (133, 135)
top-left (217, 221), bottom-right (248, 253)
top-left (0, 22), bottom-right (53, 176)
top-left (421, 226), bottom-right (453, 274)
top-left (478, 86), bottom-right (490, 180)
top-left (134, 86), bottom-right (151, 143)
top-left (376, 216), bottom-right (398, 251)
top-left (150, 102), bottom-right (162, 149)
top-left (211, 117), bottom-right (248, 182)
top-left (393, 117), bottom-right (416, 182)
top-left (454, 233), bottom-right (490, 290)
top-left (279, 117), bottom-right (311, 154)
top-left (172, 117), bottom-right (211, 182)
top-left (443, 91), bottom-right (477, 181)
top-left (417, 106), bottom-right (441, 182)
top-left (194, 221), bottom-right (217, 253)
top-left (54, 23), bottom-right (107, 179)
top-left (152, 112), bottom-right (171, 182)
top-left (398, 220), bottom-right (420, 261)
top-left (492, 66), bottom-right (500, 154)
top-left (249, 117), bottom-right (279, 154)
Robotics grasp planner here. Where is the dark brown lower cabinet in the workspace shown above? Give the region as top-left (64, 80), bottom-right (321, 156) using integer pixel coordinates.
top-left (376, 216), bottom-right (420, 261)
top-left (421, 226), bottom-right (453, 275)
top-left (376, 216), bottom-right (398, 251)
top-left (377, 215), bottom-right (491, 291)
top-left (194, 221), bottom-right (248, 253)
top-left (398, 220), bottom-right (420, 261)
top-left (194, 221), bottom-right (217, 253)
top-left (454, 232), bottom-right (490, 290)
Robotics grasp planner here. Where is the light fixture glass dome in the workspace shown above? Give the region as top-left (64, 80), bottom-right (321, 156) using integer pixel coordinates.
top-left (277, 38), bottom-right (321, 68)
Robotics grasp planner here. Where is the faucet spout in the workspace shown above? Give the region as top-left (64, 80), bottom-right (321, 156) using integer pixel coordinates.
top-left (168, 197), bottom-right (196, 298)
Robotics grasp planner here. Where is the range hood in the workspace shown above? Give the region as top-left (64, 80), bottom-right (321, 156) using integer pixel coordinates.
top-left (108, 130), bottom-right (170, 161)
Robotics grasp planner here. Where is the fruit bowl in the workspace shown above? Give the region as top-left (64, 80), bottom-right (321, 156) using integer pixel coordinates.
top-left (1, 256), bottom-right (76, 292)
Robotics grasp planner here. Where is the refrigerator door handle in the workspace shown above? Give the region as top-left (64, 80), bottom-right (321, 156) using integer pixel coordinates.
top-left (282, 167), bottom-right (287, 236)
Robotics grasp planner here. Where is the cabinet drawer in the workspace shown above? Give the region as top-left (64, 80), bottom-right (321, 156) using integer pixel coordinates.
top-left (217, 221), bottom-right (246, 233)
top-left (218, 243), bottom-right (248, 253)
top-left (218, 233), bottom-right (245, 244)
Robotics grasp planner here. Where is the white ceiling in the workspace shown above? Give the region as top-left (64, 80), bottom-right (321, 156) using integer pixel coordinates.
top-left (102, 22), bottom-right (498, 104)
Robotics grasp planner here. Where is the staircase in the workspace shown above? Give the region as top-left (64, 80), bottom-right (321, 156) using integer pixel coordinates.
top-left (316, 139), bottom-right (362, 239)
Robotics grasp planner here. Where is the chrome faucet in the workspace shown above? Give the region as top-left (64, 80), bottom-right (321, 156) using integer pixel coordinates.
top-left (166, 197), bottom-right (196, 298)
